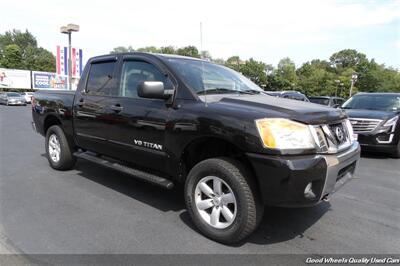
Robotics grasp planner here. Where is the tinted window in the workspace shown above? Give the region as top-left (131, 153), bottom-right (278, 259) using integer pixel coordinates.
top-left (335, 99), bottom-right (344, 105)
top-left (310, 98), bottom-right (330, 105)
top-left (86, 61), bottom-right (116, 96)
top-left (284, 93), bottom-right (309, 102)
top-left (7, 92), bottom-right (20, 97)
top-left (342, 94), bottom-right (400, 111)
top-left (120, 61), bottom-right (171, 98)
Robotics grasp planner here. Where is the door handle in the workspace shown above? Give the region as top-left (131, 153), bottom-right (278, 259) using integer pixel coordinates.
top-left (77, 98), bottom-right (84, 107)
top-left (111, 104), bottom-right (123, 112)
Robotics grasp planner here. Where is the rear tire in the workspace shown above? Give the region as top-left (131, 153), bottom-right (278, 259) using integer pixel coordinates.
top-left (45, 125), bottom-right (76, 170)
top-left (185, 157), bottom-right (263, 244)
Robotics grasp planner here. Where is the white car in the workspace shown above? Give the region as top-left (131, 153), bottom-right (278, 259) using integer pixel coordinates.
top-left (20, 92), bottom-right (34, 103)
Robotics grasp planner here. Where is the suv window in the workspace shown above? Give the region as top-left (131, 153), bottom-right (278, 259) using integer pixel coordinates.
top-left (86, 61), bottom-right (116, 96)
top-left (120, 61), bottom-right (171, 98)
top-left (335, 98), bottom-right (344, 106)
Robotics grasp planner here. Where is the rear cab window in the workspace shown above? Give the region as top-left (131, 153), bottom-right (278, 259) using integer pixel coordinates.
top-left (86, 61), bottom-right (117, 96)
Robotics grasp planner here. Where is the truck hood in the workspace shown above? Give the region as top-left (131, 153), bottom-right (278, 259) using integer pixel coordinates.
top-left (344, 109), bottom-right (398, 120)
top-left (203, 94), bottom-right (346, 125)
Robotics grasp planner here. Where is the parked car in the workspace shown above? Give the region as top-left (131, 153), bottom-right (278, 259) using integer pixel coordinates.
top-left (32, 53), bottom-right (360, 244)
top-left (342, 92), bottom-right (400, 157)
top-left (309, 96), bottom-right (345, 108)
top-left (20, 92), bottom-right (34, 103)
top-left (0, 92), bottom-right (26, 106)
top-left (265, 90), bottom-right (309, 102)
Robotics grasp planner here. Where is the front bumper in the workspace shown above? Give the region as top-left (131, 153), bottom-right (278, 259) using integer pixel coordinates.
top-left (7, 101), bottom-right (25, 105)
top-left (357, 133), bottom-right (399, 153)
top-left (246, 142), bottom-right (360, 207)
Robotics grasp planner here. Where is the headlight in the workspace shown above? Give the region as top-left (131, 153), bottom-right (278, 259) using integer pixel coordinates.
top-left (382, 116), bottom-right (398, 132)
top-left (255, 118), bottom-right (316, 150)
top-left (345, 119), bottom-right (357, 141)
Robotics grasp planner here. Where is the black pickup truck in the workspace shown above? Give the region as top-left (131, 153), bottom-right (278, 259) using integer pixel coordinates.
top-left (32, 53), bottom-right (360, 243)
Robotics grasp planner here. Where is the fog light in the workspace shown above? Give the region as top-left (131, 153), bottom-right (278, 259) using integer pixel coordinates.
top-left (304, 182), bottom-right (316, 199)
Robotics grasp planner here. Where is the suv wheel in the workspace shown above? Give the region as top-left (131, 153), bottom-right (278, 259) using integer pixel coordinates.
top-left (45, 125), bottom-right (76, 170)
top-left (185, 157), bottom-right (263, 244)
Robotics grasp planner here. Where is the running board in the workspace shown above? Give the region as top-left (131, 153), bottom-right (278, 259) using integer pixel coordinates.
top-left (73, 151), bottom-right (174, 189)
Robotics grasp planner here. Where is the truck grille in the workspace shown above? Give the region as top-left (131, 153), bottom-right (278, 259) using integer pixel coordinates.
top-left (328, 123), bottom-right (348, 145)
top-left (312, 120), bottom-right (353, 154)
top-left (349, 118), bottom-right (382, 133)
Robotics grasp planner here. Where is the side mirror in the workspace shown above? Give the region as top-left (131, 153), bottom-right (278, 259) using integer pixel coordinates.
top-left (332, 104), bottom-right (340, 108)
top-left (137, 81), bottom-right (174, 100)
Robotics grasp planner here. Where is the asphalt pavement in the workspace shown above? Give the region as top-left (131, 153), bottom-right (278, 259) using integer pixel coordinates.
top-left (0, 105), bottom-right (399, 258)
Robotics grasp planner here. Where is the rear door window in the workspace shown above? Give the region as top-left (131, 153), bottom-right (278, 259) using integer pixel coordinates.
top-left (86, 61), bottom-right (116, 96)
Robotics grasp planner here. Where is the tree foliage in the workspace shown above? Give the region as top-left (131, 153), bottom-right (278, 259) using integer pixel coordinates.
top-left (0, 29), bottom-right (55, 72)
top-left (111, 45), bottom-right (400, 95)
top-left (239, 58), bottom-right (268, 87)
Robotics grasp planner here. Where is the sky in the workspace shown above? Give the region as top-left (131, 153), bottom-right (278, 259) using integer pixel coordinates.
top-left (1, 0), bottom-right (399, 68)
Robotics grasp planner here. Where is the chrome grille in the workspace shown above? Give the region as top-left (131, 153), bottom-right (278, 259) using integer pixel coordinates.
top-left (311, 120), bottom-right (353, 154)
top-left (349, 118), bottom-right (382, 133)
top-left (328, 123), bottom-right (348, 145)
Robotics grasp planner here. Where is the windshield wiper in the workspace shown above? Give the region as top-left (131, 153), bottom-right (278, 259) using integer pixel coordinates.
top-left (243, 89), bottom-right (263, 94)
top-left (197, 88), bottom-right (254, 95)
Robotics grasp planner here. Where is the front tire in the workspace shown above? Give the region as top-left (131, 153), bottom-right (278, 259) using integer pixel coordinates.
top-left (45, 125), bottom-right (76, 170)
top-left (185, 157), bottom-right (263, 244)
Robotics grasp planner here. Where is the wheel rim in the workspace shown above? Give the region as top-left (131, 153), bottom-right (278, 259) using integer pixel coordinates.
top-left (48, 134), bottom-right (61, 163)
top-left (194, 176), bottom-right (237, 229)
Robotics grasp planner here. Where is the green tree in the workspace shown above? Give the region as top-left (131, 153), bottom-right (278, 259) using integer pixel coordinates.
top-left (160, 46), bottom-right (176, 54)
top-left (176, 46), bottom-right (200, 58)
top-left (0, 29), bottom-right (37, 58)
top-left (0, 44), bottom-right (23, 68)
top-left (110, 46), bottom-right (134, 54)
top-left (380, 68), bottom-right (400, 92)
top-left (27, 47), bottom-right (56, 72)
top-left (297, 61), bottom-right (336, 96)
top-left (225, 56), bottom-right (241, 71)
top-left (212, 58), bottom-right (225, 65)
top-left (136, 46), bottom-right (160, 53)
top-left (239, 58), bottom-right (268, 87)
top-left (0, 29), bottom-right (55, 72)
top-left (330, 49), bottom-right (368, 70)
top-left (273, 57), bottom-right (298, 90)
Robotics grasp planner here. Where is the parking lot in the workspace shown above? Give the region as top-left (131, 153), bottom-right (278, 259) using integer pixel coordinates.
top-left (0, 105), bottom-right (399, 256)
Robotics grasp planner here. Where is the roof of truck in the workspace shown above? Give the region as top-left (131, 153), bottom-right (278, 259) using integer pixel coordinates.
top-left (91, 52), bottom-right (208, 63)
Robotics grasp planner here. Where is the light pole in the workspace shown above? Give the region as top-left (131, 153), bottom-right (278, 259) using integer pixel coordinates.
top-left (335, 80), bottom-right (340, 97)
top-left (349, 73), bottom-right (358, 97)
top-left (60, 24), bottom-right (79, 90)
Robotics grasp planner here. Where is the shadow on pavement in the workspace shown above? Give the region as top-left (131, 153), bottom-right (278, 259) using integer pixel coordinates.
top-left (360, 151), bottom-right (394, 159)
top-left (247, 202), bottom-right (331, 245)
top-left (54, 157), bottom-right (331, 246)
top-left (73, 160), bottom-right (186, 212)
top-left (180, 202), bottom-right (331, 247)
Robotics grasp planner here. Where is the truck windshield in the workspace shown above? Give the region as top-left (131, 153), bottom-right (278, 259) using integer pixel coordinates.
top-left (165, 58), bottom-right (264, 95)
top-left (342, 94), bottom-right (400, 111)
